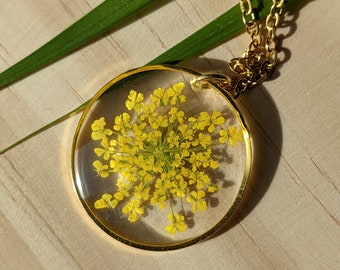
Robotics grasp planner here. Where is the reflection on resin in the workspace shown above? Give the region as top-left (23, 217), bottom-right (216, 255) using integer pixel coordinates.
top-left (90, 82), bottom-right (243, 235)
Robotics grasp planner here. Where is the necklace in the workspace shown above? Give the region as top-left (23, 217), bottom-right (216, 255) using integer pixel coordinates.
top-left (71, 0), bottom-right (285, 250)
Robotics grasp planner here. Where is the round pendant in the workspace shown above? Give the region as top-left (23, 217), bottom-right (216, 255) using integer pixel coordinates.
top-left (71, 65), bottom-right (251, 250)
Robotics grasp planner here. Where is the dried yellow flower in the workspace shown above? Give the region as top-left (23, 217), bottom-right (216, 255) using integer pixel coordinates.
top-left (91, 82), bottom-right (243, 234)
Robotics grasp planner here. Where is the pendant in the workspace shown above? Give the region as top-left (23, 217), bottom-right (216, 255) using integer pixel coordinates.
top-left (71, 64), bottom-right (251, 250)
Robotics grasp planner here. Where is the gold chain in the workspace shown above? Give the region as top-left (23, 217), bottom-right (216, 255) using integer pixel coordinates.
top-left (229, 0), bottom-right (285, 97)
top-left (241, 0), bottom-right (285, 64)
top-left (192, 1), bottom-right (286, 98)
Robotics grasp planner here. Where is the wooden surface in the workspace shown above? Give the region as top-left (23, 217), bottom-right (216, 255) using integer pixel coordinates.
top-left (0, 0), bottom-right (339, 269)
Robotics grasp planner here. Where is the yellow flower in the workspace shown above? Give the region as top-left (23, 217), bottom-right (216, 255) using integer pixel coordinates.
top-left (94, 194), bottom-right (118, 209)
top-left (150, 87), bottom-right (165, 107)
top-left (171, 175), bottom-right (188, 197)
top-left (180, 140), bottom-right (191, 153)
top-left (114, 178), bottom-right (130, 201)
top-left (150, 189), bottom-right (167, 209)
top-left (149, 114), bottom-right (168, 129)
top-left (172, 153), bottom-right (184, 168)
top-left (91, 117), bottom-right (106, 130)
top-left (197, 111), bottom-right (210, 126)
top-left (168, 107), bottom-right (184, 124)
top-left (208, 111), bottom-right (225, 133)
top-left (113, 112), bottom-right (131, 134)
top-left (228, 126), bottom-right (243, 146)
top-left (198, 133), bottom-right (211, 149)
top-left (132, 123), bottom-right (147, 144)
top-left (208, 184), bottom-right (220, 193)
top-left (219, 126), bottom-right (243, 146)
top-left (134, 182), bottom-right (150, 201)
top-left (219, 129), bottom-right (228, 144)
top-left (147, 129), bottom-right (162, 142)
top-left (178, 124), bottom-right (194, 141)
top-left (91, 117), bottom-right (113, 141)
top-left (189, 152), bottom-right (206, 171)
top-left (165, 213), bottom-right (187, 234)
top-left (122, 198), bottom-right (144, 222)
top-left (126, 90), bottom-right (144, 112)
top-left (94, 137), bottom-right (116, 160)
top-left (186, 190), bottom-right (207, 213)
top-left (91, 82), bottom-right (242, 234)
top-left (209, 159), bottom-right (219, 169)
top-left (167, 130), bottom-right (180, 148)
top-left (93, 160), bottom-right (109, 178)
top-left (168, 82), bottom-right (186, 105)
top-left (189, 171), bottom-right (211, 189)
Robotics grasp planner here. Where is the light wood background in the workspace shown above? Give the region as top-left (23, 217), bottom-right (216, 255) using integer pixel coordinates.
top-left (0, 0), bottom-right (339, 269)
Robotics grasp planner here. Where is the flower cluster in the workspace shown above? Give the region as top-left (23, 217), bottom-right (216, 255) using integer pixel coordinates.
top-left (91, 82), bottom-right (243, 234)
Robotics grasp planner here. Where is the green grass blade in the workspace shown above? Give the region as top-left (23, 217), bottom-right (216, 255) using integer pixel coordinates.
top-left (1, 0), bottom-right (290, 154)
top-left (0, 102), bottom-right (88, 155)
top-left (0, 0), bottom-right (156, 89)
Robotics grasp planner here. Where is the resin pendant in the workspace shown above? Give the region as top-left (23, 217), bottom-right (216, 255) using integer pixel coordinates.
top-left (72, 65), bottom-right (251, 250)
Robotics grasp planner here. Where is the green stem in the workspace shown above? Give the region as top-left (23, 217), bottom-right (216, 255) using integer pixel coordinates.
top-left (0, 101), bottom-right (88, 154)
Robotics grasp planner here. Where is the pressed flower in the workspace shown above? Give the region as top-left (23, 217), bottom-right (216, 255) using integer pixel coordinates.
top-left (208, 111), bottom-right (225, 133)
top-left (91, 82), bottom-right (243, 234)
top-left (91, 117), bottom-right (106, 130)
top-left (178, 124), bottom-right (194, 141)
top-left (93, 160), bottom-right (109, 178)
top-left (209, 159), bottom-right (219, 169)
top-left (167, 130), bottom-right (180, 148)
top-left (91, 117), bottom-right (113, 141)
top-left (113, 112), bottom-right (131, 134)
top-left (94, 137), bottom-right (116, 160)
top-left (172, 153), bottom-right (184, 168)
top-left (198, 133), bottom-right (211, 149)
top-left (189, 171), bottom-right (211, 189)
top-left (169, 82), bottom-right (186, 105)
top-left (165, 213), bottom-right (187, 234)
top-left (94, 194), bottom-right (118, 209)
top-left (168, 107), bottom-right (184, 124)
top-left (151, 190), bottom-right (167, 209)
top-left (134, 182), bottom-right (150, 201)
top-left (122, 198), bottom-right (144, 222)
top-left (219, 126), bottom-right (243, 146)
top-left (228, 126), bottom-right (243, 146)
top-left (126, 90), bottom-right (144, 112)
top-left (208, 184), bottom-right (220, 193)
top-left (151, 87), bottom-right (165, 105)
top-left (114, 178), bottom-right (130, 201)
top-left (186, 190), bottom-right (207, 213)
top-left (171, 175), bottom-right (188, 197)
top-left (198, 111), bottom-right (211, 125)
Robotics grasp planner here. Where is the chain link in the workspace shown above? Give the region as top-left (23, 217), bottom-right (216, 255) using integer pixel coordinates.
top-left (240, 0), bottom-right (260, 41)
top-left (227, 0), bottom-right (285, 97)
top-left (191, 1), bottom-right (285, 98)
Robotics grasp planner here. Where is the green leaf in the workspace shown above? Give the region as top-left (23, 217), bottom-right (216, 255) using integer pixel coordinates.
top-left (148, 3), bottom-right (244, 65)
top-left (0, 0), bottom-right (156, 89)
top-left (0, 0), bottom-right (292, 154)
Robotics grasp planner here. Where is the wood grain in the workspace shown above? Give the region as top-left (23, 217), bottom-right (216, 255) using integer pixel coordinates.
top-left (0, 0), bottom-right (339, 269)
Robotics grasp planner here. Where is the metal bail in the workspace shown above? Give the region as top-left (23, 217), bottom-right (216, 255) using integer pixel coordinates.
top-left (190, 74), bottom-right (239, 98)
